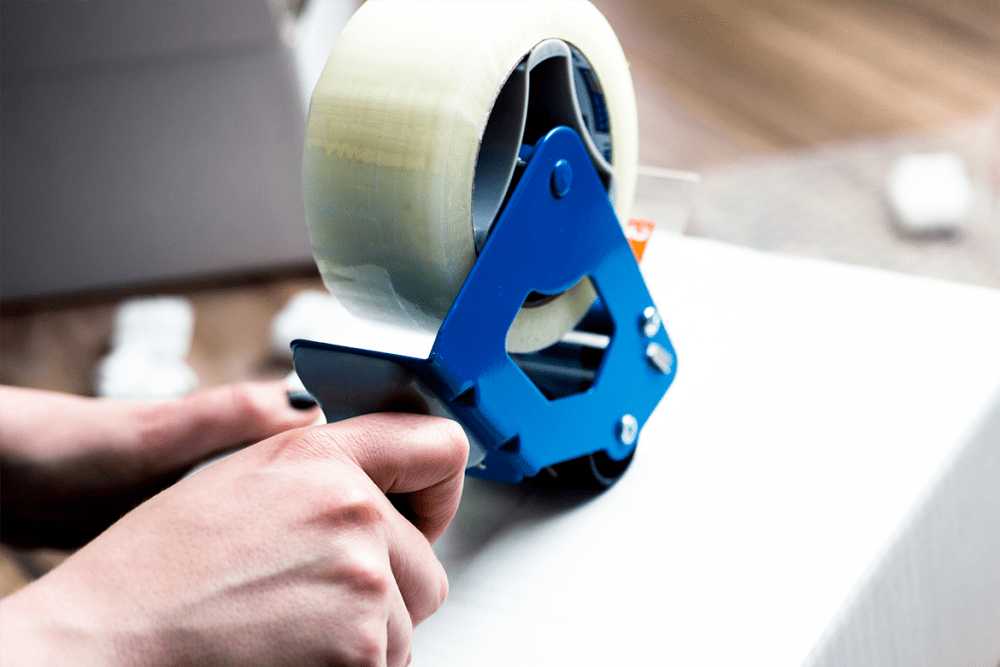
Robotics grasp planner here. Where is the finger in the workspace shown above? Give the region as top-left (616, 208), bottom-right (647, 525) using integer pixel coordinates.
top-left (341, 543), bottom-right (412, 667)
top-left (376, 498), bottom-right (450, 626)
top-left (321, 413), bottom-right (469, 542)
top-left (385, 574), bottom-right (415, 667)
top-left (136, 381), bottom-right (321, 464)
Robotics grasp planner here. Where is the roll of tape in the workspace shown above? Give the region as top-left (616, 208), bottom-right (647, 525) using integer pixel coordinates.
top-left (303, 0), bottom-right (637, 353)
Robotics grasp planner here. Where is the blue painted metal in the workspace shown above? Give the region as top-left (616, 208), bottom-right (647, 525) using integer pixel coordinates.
top-left (550, 159), bottom-right (573, 198)
top-left (293, 126), bottom-right (676, 484)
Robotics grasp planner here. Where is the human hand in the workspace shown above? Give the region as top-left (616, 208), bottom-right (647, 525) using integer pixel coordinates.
top-left (1, 413), bottom-right (468, 667)
top-left (0, 382), bottom-right (321, 546)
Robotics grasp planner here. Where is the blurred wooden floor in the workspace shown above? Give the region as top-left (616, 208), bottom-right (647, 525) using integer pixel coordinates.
top-left (592, 0), bottom-right (1000, 169)
top-left (2, 0), bottom-right (999, 595)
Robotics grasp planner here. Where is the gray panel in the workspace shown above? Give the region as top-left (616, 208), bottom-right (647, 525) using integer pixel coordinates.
top-left (1, 3), bottom-right (311, 299)
top-left (1, 1), bottom-right (278, 78)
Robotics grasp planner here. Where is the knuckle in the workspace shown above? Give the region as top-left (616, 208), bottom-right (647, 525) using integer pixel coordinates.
top-left (331, 496), bottom-right (389, 532)
top-left (283, 426), bottom-right (325, 457)
top-left (344, 558), bottom-right (393, 600)
top-left (419, 562), bottom-right (449, 621)
top-left (134, 405), bottom-right (172, 451)
top-left (264, 425), bottom-right (337, 464)
top-left (224, 383), bottom-right (267, 424)
top-left (288, 419), bottom-right (377, 462)
top-left (348, 627), bottom-right (388, 667)
top-left (256, 426), bottom-right (308, 463)
top-left (337, 417), bottom-right (391, 457)
top-left (293, 478), bottom-right (390, 534)
top-left (410, 559), bottom-right (449, 626)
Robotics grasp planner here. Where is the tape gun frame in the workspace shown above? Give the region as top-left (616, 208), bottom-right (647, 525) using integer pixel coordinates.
top-left (293, 127), bottom-right (676, 488)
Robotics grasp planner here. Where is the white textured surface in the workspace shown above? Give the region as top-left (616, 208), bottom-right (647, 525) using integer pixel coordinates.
top-left (412, 233), bottom-right (1000, 666)
top-left (806, 391), bottom-right (1000, 667)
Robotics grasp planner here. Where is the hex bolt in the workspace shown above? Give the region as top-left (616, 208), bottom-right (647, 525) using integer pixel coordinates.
top-left (618, 414), bottom-right (639, 446)
top-left (641, 306), bottom-right (661, 338)
top-left (646, 342), bottom-right (674, 374)
top-left (550, 159), bottom-right (573, 198)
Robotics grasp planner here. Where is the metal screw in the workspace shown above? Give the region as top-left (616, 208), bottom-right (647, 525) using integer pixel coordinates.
top-left (551, 159), bottom-right (572, 198)
top-left (646, 342), bottom-right (674, 374)
top-left (641, 306), bottom-right (661, 338)
top-left (618, 414), bottom-right (639, 445)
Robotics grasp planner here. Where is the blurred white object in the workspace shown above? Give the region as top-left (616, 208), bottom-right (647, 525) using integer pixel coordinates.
top-left (289, 0), bottom-right (357, 111)
top-left (632, 165), bottom-right (700, 237)
top-left (271, 290), bottom-right (351, 358)
top-left (95, 296), bottom-right (198, 399)
top-left (96, 350), bottom-right (199, 400)
top-left (111, 296), bottom-right (195, 358)
top-left (887, 152), bottom-right (973, 234)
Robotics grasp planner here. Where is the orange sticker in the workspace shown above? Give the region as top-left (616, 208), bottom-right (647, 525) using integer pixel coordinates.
top-left (625, 219), bottom-right (656, 262)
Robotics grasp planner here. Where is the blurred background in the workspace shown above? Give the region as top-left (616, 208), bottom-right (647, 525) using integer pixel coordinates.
top-left (1, 0), bottom-right (998, 590)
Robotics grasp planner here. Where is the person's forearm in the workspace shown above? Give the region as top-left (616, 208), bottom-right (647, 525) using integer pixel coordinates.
top-left (0, 387), bottom-right (118, 462)
top-left (0, 382), bottom-right (320, 548)
top-left (0, 577), bottom-right (143, 667)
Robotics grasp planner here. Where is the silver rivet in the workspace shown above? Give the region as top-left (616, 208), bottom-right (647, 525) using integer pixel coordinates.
top-left (618, 414), bottom-right (639, 445)
top-left (475, 462), bottom-right (487, 470)
top-left (641, 306), bottom-right (661, 338)
top-left (646, 342), bottom-right (674, 374)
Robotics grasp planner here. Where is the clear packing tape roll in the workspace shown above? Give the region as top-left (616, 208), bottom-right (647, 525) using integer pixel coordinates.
top-left (303, 0), bottom-right (638, 353)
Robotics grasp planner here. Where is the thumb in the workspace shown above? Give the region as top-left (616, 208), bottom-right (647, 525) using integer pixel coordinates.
top-left (317, 413), bottom-right (469, 543)
top-left (137, 381), bottom-right (321, 464)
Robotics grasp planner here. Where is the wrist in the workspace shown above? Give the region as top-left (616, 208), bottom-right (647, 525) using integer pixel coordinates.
top-left (1, 584), bottom-right (91, 665)
top-left (0, 570), bottom-right (161, 667)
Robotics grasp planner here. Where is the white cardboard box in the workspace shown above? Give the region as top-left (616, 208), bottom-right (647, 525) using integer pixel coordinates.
top-left (414, 234), bottom-right (1000, 666)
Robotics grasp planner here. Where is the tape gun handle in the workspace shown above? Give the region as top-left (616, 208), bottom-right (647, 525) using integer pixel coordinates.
top-left (290, 340), bottom-right (489, 470)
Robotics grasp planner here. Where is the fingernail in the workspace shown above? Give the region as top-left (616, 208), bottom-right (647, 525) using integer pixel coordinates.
top-left (287, 390), bottom-right (318, 410)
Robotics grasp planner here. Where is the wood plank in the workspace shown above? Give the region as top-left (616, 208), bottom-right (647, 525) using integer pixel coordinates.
top-left (591, 0), bottom-right (1000, 163)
